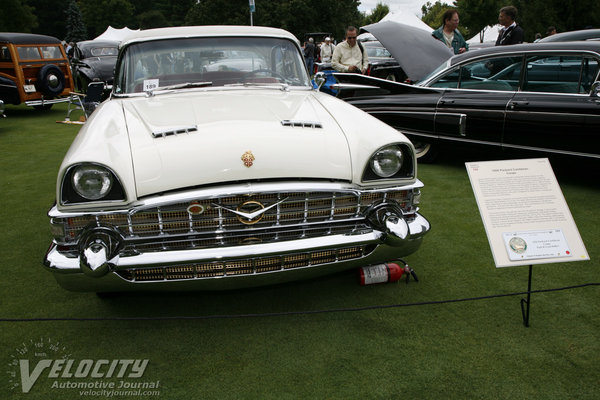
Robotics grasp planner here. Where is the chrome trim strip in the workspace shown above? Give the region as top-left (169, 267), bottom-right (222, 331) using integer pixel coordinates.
top-left (50, 181), bottom-right (424, 218)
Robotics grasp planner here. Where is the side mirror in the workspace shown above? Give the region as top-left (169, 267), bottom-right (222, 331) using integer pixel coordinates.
top-left (314, 72), bottom-right (326, 90)
top-left (591, 81), bottom-right (600, 97)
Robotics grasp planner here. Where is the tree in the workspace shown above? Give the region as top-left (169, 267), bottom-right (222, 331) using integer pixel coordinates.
top-left (138, 10), bottom-right (169, 29)
top-left (421, 1), bottom-right (451, 30)
top-left (65, 0), bottom-right (87, 42)
top-left (80, 0), bottom-right (135, 38)
top-left (363, 2), bottom-right (389, 26)
top-left (454, 0), bottom-right (502, 42)
top-left (0, 0), bottom-right (38, 32)
top-left (29, 0), bottom-right (66, 39)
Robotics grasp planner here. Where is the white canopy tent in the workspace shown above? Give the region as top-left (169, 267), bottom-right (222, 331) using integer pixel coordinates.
top-left (359, 10), bottom-right (432, 41)
top-left (467, 24), bottom-right (502, 44)
top-left (94, 26), bottom-right (140, 42)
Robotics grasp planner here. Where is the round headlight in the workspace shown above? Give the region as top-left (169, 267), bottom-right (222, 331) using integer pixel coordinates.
top-left (369, 146), bottom-right (404, 178)
top-left (72, 164), bottom-right (113, 200)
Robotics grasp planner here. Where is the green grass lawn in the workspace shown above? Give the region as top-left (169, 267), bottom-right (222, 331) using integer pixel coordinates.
top-left (1, 103), bottom-right (598, 400)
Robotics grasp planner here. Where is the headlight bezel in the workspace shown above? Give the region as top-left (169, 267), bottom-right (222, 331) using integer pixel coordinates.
top-left (60, 163), bottom-right (126, 205)
top-left (362, 143), bottom-right (414, 182)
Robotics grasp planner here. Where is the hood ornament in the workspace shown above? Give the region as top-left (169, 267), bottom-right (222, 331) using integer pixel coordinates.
top-left (241, 150), bottom-right (255, 168)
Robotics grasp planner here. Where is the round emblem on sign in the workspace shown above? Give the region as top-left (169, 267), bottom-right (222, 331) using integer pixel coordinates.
top-left (236, 200), bottom-right (265, 225)
top-left (509, 237), bottom-right (527, 254)
top-left (241, 150), bottom-right (255, 167)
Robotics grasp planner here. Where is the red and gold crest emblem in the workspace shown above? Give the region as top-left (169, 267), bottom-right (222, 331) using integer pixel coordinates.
top-left (241, 150), bottom-right (255, 168)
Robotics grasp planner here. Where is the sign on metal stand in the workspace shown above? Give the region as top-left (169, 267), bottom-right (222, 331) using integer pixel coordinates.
top-left (249, 0), bottom-right (255, 26)
top-left (466, 158), bottom-right (589, 327)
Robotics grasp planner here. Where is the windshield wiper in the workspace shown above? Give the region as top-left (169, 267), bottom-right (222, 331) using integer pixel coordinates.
top-left (224, 82), bottom-right (289, 91)
top-left (145, 81), bottom-right (213, 96)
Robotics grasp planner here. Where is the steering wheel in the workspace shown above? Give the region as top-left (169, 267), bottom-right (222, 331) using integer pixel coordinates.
top-left (241, 69), bottom-right (285, 82)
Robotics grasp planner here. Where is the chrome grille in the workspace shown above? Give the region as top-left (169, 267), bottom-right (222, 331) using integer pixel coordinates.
top-left (117, 245), bottom-right (369, 282)
top-left (56, 190), bottom-right (413, 251)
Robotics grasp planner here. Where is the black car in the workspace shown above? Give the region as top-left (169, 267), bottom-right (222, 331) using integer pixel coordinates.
top-left (332, 41), bottom-right (600, 161)
top-left (539, 29), bottom-right (600, 43)
top-left (362, 40), bottom-right (406, 81)
top-left (71, 40), bottom-right (119, 92)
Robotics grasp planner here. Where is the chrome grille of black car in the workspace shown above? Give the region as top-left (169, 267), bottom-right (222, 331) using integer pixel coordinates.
top-left (55, 190), bottom-right (414, 252)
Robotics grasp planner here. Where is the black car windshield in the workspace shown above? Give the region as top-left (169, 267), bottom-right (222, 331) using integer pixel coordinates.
top-left (114, 36), bottom-right (310, 94)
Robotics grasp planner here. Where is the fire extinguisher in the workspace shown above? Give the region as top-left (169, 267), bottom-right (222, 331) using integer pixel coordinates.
top-left (358, 260), bottom-right (418, 285)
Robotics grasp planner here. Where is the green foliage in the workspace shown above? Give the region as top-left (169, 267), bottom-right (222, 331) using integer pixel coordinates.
top-left (79, 0), bottom-right (135, 38)
top-left (513, 0), bottom-right (600, 41)
top-left (29, 0), bottom-right (65, 39)
top-left (421, 1), bottom-right (452, 30)
top-left (363, 2), bottom-right (389, 26)
top-left (454, 0), bottom-right (501, 40)
top-left (138, 10), bottom-right (169, 30)
top-left (64, 0), bottom-right (87, 42)
top-left (0, 0), bottom-right (38, 32)
top-left (184, 0), bottom-right (363, 43)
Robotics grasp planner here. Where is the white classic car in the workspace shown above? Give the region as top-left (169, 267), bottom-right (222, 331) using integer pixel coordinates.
top-left (43, 26), bottom-right (430, 292)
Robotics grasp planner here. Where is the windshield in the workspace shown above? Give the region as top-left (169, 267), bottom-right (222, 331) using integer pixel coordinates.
top-left (114, 36), bottom-right (310, 94)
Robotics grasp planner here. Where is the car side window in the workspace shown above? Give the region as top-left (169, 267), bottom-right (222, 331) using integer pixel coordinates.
top-left (522, 54), bottom-right (596, 94)
top-left (17, 46), bottom-right (40, 60)
top-left (1, 46), bottom-right (11, 61)
top-left (429, 56), bottom-right (521, 91)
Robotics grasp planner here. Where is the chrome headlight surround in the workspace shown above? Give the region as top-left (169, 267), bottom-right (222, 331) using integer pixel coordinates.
top-left (362, 144), bottom-right (414, 182)
top-left (60, 163), bottom-right (126, 204)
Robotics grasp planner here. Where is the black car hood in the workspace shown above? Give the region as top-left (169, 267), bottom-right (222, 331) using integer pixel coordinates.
top-left (361, 20), bottom-right (453, 81)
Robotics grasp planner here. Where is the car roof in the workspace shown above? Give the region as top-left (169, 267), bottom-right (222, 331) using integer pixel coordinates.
top-left (0, 32), bottom-right (61, 45)
top-left (76, 40), bottom-right (120, 48)
top-left (120, 26), bottom-right (300, 48)
top-left (448, 41), bottom-right (600, 66)
top-left (539, 29), bottom-right (600, 42)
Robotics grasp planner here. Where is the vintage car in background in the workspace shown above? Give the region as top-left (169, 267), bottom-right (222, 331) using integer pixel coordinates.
top-left (0, 32), bottom-right (75, 109)
top-left (362, 40), bottom-right (406, 82)
top-left (43, 26), bottom-right (430, 292)
top-left (71, 39), bottom-right (119, 92)
top-left (329, 41), bottom-right (600, 161)
top-left (539, 28), bottom-right (600, 43)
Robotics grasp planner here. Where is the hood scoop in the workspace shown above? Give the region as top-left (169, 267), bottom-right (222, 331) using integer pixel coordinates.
top-left (281, 120), bottom-right (323, 129)
top-left (152, 125), bottom-right (198, 138)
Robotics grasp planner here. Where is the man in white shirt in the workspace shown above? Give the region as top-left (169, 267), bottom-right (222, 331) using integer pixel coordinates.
top-left (320, 37), bottom-right (335, 63)
top-left (331, 26), bottom-right (369, 74)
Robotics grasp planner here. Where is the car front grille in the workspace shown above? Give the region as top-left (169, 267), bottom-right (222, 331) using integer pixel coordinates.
top-left (53, 189), bottom-right (414, 253)
top-left (116, 245), bottom-right (371, 282)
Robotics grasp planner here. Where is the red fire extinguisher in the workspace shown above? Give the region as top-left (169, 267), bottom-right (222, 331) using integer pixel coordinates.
top-left (358, 261), bottom-right (418, 285)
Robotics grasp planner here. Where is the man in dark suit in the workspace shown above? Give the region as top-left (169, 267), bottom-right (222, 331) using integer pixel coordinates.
top-left (495, 6), bottom-right (524, 45)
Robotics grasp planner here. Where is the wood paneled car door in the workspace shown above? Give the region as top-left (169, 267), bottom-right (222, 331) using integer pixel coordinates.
top-left (504, 54), bottom-right (600, 158)
top-left (428, 55), bottom-right (521, 146)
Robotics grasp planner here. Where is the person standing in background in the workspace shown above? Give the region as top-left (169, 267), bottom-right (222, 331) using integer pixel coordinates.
top-left (495, 6), bottom-right (524, 45)
top-left (331, 26), bottom-right (368, 74)
top-left (432, 9), bottom-right (468, 54)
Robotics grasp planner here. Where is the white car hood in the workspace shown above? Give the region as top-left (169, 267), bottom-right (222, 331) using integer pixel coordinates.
top-left (122, 89), bottom-right (352, 197)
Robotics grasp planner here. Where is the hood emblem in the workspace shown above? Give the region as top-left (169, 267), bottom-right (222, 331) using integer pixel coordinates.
top-left (241, 150), bottom-right (255, 168)
top-left (212, 197), bottom-right (288, 225)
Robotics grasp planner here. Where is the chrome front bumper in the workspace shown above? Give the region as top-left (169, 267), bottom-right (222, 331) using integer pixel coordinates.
top-left (44, 213), bottom-right (429, 292)
top-left (44, 181), bottom-right (430, 291)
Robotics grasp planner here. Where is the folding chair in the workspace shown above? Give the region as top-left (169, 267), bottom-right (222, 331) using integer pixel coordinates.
top-left (65, 81), bottom-right (105, 121)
